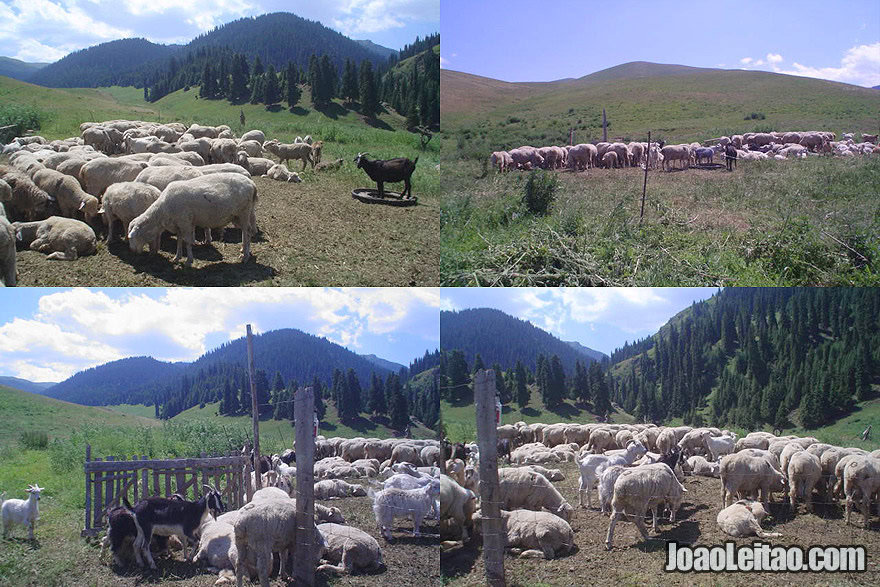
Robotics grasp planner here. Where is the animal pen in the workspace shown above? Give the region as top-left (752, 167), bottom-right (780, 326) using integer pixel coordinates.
top-left (81, 445), bottom-right (253, 537)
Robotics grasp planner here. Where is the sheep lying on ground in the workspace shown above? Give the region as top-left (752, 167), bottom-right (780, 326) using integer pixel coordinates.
top-left (605, 463), bottom-right (686, 549)
top-left (369, 480), bottom-right (439, 540)
top-left (520, 465), bottom-right (564, 482)
top-left (192, 518), bottom-right (236, 574)
top-left (313, 479), bottom-right (367, 500)
top-left (316, 522), bottom-right (385, 575)
top-left (0, 168), bottom-right (54, 221)
top-left (439, 474), bottom-right (476, 542)
top-left (498, 467), bottom-right (573, 521)
top-left (473, 508), bottom-right (575, 560)
top-left (0, 215), bottom-right (15, 286)
top-left (127, 173), bottom-right (257, 266)
top-left (101, 182), bottom-right (161, 244)
top-left (263, 163), bottom-right (302, 183)
top-left (14, 216), bottom-right (97, 260)
top-left (717, 500), bottom-right (781, 538)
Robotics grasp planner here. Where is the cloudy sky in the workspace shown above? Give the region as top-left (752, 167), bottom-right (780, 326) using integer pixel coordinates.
top-left (442, 0), bottom-right (880, 88)
top-left (443, 288), bottom-right (718, 357)
top-left (0, 0), bottom-right (439, 63)
top-left (0, 288), bottom-right (444, 383)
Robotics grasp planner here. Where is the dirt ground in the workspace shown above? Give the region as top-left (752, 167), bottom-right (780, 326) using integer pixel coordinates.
top-left (441, 459), bottom-right (880, 586)
top-left (84, 477), bottom-right (441, 586)
top-left (12, 173), bottom-right (439, 287)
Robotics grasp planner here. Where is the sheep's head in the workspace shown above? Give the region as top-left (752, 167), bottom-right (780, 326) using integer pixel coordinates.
top-left (287, 172), bottom-right (302, 183)
top-left (127, 214), bottom-right (161, 254)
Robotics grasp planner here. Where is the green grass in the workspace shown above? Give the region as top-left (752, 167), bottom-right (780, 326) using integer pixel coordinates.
top-left (440, 156), bottom-right (880, 286)
top-left (103, 403), bottom-right (157, 418)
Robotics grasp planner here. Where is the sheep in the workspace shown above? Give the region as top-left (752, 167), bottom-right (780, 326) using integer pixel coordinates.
top-left (597, 465), bottom-right (627, 515)
top-left (677, 429), bottom-right (711, 457)
top-left (694, 147), bottom-right (714, 165)
top-left (100, 182), bottom-right (162, 244)
top-left (586, 428), bottom-right (615, 454)
top-left (717, 500), bottom-right (781, 538)
top-left (498, 467), bottom-right (573, 521)
top-left (862, 133), bottom-right (878, 144)
top-left (787, 451), bottom-right (821, 513)
top-left (577, 440), bottom-right (647, 508)
top-left (779, 443), bottom-right (804, 478)
top-left (520, 465), bottom-right (564, 482)
top-left (13, 216), bottom-right (96, 260)
top-left (127, 173), bottom-right (257, 266)
top-left (720, 451), bottom-right (787, 508)
top-left (314, 158), bottom-right (344, 173)
top-left (1, 484), bottom-right (43, 539)
top-left (32, 168), bottom-right (99, 223)
top-left (210, 138), bottom-right (239, 164)
top-left (474, 508), bottom-right (575, 559)
top-left (233, 498), bottom-right (299, 587)
top-left (240, 130), bottom-right (265, 144)
top-left (315, 522), bottom-right (384, 575)
top-left (605, 463), bottom-right (686, 549)
top-left (687, 455), bottom-right (720, 477)
top-left (135, 166), bottom-right (203, 191)
top-left (369, 480), bottom-right (440, 540)
top-left (0, 168), bottom-right (54, 221)
top-left (656, 428), bottom-right (677, 455)
top-left (236, 140), bottom-right (263, 158)
top-left (263, 139), bottom-right (316, 170)
top-left (661, 144), bottom-right (691, 170)
top-left (192, 518), bottom-right (236, 573)
top-left (601, 151), bottom-right (618, 169)
top-left (490, 151), bottom-right (512, 172)
top-left (79, 158), bottom-right (149, 197)
top-left (198, 163), bottom-right (251, 177)
top-left (566, 144), bottom-right (596, 170)
top-left (313, 479), bottom-right (367, 500)
top-left (705, 434), bottom-right (736, 462)
top-left (263, 164), bottom-right (302, 183)
top-left (439, 474), bottom-right (476, 542)
top-left (101, 502), bottom-right (148, 567)
top-left (353, 153), bottom-right (419, 199)
top-left (844, 457), bottom-right (880, 527)
top-left (235, 153), bottom-right (275, 176)
top-left (0, 214), bottom-right (15, 286)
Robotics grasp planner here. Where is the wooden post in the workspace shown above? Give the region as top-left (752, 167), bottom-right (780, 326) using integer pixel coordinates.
top-left (294, 386), bottom-right (316, 586)
top-left (83, 444), bottom-right (92, 537)
top-left (602, 108), bottom-right (607, 143)
top-left (474, 369), bottom-right (505, 587)
top-left (640, 131), bottom-right (651, 225)
top-left (246, 324), bottom-right (261, 490)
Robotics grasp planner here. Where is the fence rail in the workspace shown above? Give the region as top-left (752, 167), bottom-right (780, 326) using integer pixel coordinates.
top-left (81, 444), bottom-right (253, 537)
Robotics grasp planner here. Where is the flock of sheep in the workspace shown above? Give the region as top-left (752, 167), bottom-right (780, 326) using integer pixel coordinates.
top-left (0, 119), bottom-right (340, 285)
top-left (81, 435), bottom-right (440, 586)
top-left (439, 421), bottom-right (880, 560)
top-left (489, 130), bottom-right (880, 173)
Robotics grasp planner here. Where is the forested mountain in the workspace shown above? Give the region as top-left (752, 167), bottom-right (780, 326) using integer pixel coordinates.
top-left (356, 40), bottom-right (397, 60)
top-left (610, 288), bottom-right (879, 430)
top-left (565, 341), bottom-right (608, 363)
top-left (28, 38), bottom-right (180, 88)
top-left (0, 57), bottom-right (48, 82)
top-left (360, 354), bottom-right (405, 373)
top-left (40, 357), bottom-right (186, 406)
top-left (440, 308), bottom-right (605, 374)
top-left (0, 376), bottom-right (57, 394)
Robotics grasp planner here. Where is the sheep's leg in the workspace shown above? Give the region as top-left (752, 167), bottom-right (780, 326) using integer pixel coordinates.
top-left (240, 217), bottom-right (251, 263)
top-left (605, 510), bottom-right (621, 550)
top-left (634, 509), bottom-right (652, 542)
top-left (185, 234), bottom-right (195, 267)
top-left (173, 236), bottom-right (184, 262)
top-left (577, 478), bottom-right (585, 508)
top-left (256, 550), bottom-right (271, 587)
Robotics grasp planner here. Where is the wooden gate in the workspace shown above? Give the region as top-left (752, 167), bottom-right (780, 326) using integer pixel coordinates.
top-left (81, 444), bottom-right (253, 537)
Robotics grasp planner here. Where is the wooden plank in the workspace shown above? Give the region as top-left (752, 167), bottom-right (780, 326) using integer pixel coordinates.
top-left (94, 458), bottom-right (103, 530)
top-left (153, 469), bottom-right (160, 498)
top-left (84, 455), bottom-right (249, 473)
top-left (104, 457), bottom-right (115, 517)
top-left (294, 386), bottom-right (316, 586)
top-left (83, 445), bottom-right (92, 535)
top-left (475, 369), bottom-right (505, 587)
top-left (164, 470), bottom-right (172, 497)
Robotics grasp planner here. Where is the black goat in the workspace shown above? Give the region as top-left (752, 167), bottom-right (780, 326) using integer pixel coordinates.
top-left (497, 438), bottom-right (513, 464)
top-left (725, 144), bottom-right (737, 171)
top-left (658, 446), bottom-right (682, 472)
top-left (103, 501), bottom-right (146, 567)
top-left (131, 485), bottom-right (225, 569)
top-left (354, 153), bottom-right (418, 198)
top-left (279, 448), bottom-right (296, 465)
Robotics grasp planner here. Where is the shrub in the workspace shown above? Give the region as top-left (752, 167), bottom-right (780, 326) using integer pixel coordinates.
top-left (0, 104), bottom-right (46, 144)
top-left (744, 112), bottom-right (766, 120)
top-left (19, 430), bottom-right (48, 450)
top-left (521, 170), bottom-right (558, 216)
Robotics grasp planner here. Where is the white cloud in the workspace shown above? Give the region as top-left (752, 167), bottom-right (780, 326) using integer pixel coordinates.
top-left (331, 0), bottom-right (439, 36)
top-left (766, 53), bottom-right (783, 64)
top-left (12, 38), bottom-right (70, 62)
top-left (753, 59), bottom-right (765, 66)
top-left (121, 0), bottom-right (255, 32)
top-left (740, 43), bottom-right (880, 87)
top-left (740, 57), bottom-right (752, 65)
top-left (440, 55), bottom-right (449, 68)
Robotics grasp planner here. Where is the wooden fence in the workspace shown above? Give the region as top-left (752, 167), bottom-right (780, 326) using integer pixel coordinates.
top-left (81, 444), bottom-right (253, 537)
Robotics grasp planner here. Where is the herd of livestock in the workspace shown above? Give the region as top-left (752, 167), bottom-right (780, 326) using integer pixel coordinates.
top-left (2, 436), bottom-right (441, 585)
top-left (0, 119), bottom-right (420, 286)
top-left (489, 130), bottom-right (880, 173)
top-left (439, 421), bottom-right (880, 558)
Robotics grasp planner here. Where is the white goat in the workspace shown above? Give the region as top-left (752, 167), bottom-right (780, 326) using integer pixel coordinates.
top-left (369, 479), bottom-right (440, 540)
top-left (1, 484), bottom-right (44, 539)
top-left (578, 441), bottom-right (646, 508)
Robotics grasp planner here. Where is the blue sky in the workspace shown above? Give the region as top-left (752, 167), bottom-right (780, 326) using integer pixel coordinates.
top-left (441, 0), bottom-right (880, 87)
top-left (442, 288), bottom-right (718, 357)
top-left (0, 0), bottom-right (439, 63)
top-left (0, 288), bottom-right (443, 383)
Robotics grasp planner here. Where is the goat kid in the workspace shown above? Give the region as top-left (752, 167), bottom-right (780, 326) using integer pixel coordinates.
top-left (1, 484), bottom-right (44, 540)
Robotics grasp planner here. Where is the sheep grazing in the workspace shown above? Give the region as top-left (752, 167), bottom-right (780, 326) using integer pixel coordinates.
top-left (369, 479), bottom-right (440, 540)
top-left (13, 216), bottom-right (97, 260)
top-left (32, 168), bottom-right (99, 223)
top-left (313, 479), bottom-right (367, 500)
top-left (844, 457), bottom-right (880, 528)
top-left (439, 474), bottom-right (476, 542)
top-left (605, 464), bottom-right (686, 549)
top-left (316, 522), bottom-right (385, 574)
top-left (489, 151), bottom-right (513, 172)
top-left (354, 153), bottom-right (419, 199)
top-left (234, 498), bottom-right (301, 587)
top-left (127, 173), bottom-right (257, 266)
top-left (100, 182), bottom-right (162, 244)
top-left (130, 485), bottom-right (225, 569)
top-left (498, 467), bottom-right (573, 522)
top-left (1, 484), bottom-right (44, 540)
top-left (0, 168), bottom-right (54, 221)
top-left (263, 139), bottom-right (317, 170)
top-left (717, 500), bottom-right (781, 538)
top-left (720, 452), bottom-right (786, 508)
top-left (474, 508), bottom-right (575, 560)
top-left (787, 451), bottom-right (821, 513)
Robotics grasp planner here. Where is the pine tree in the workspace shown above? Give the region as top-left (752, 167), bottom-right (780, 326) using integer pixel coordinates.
top-left (341, 59), bottom-right (358, 102)
top-left (405, 92), bottom-right (420, 128)
top-left (472, 354), bottom-right (485, 374)
top-left (308, 54), bottom-right (321, 107)
top-left (263, 64), bottom-right (280, 105)
top-left (331, 368), bottom-right (344, 406)
top-left (368, 372), bottom-right (387, 415)
top-left (320, 55), bottom-right (336, 103)
top-left (358, 60), bottom-right (379, 118)
top-left (272, 371), bottom-right (285, 419)
top-left (200, 62), bottom-right (214, 98)
top-left (254, 369), bottom-right (271, 417)
top-left (250, 75), bottom-right (264, 104)
top-left (231, 54), bottom-right (249, 102)
top-left (285, 61), bottom-right (301, 109)
top-left (548, 355), bottom-right (565, 407)
top-left (388, 374), bottom-right (409, 431)
top-left (446, 350), bottom-right (470, 402)
top-left (515, 361), bottom-right (529, 409)
top-left (493, 364), bottom-right (509, 404)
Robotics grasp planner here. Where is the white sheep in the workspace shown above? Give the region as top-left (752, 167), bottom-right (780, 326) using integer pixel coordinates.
top-left (316, 522), bottom-right (384, 574)
top-left (844, 457), bottom-right (880, 527)
top-left (717, 500), bottom-right (781, 538)
top-left (240, 130), bottom-right (266, 144)
top-left (656, 428), bottom-right (677, 455)
top-left (0, 168), bottom-right (54, 221)
top-left (263, 163), bottom-right (302, 183)
top-left (787, 451), bottom-right (821, 513)
top-left (1, 484), bottom-right (44, 539)
top-left (13, 216), bottom-right (97, 260)
top-left (720, 452), bottom-right (786, 508)
top-left (597, 464), bottom-right (626, 515)
top-left (0, 215), bottom-right (15, 286)
top-left (687, 455), bottom-right (720, 478)
top-left (439, 474), bottom-right (476, 542)
top-left (79, 158), bottom-right (149, 197)
top-left (498, 467), bottom-right (573, 521)
top-left (369, 480), bottom-right (439, 540)
top-left (233, 499), bottom-right (302, 587)
top-left (193, 518), bottom-right (236, 572)
top-left (127, 173), bottom-right (257, 266)
top-left (577, 440), bottom-right (646, 508)
top-left (519, 465), bottom-right (564, 482)
top-left (134, 166), bottom-right (203, 191)
top-left (263, 139), bottom-right (316, 170)
top-left (313, 479), bottom-right (367, 500)
top-left (474, 508), bottom-right (575, 559)
top-left (605, 464), bottom-right (686, 549)
top-left (100, 182), bottom-right (161, 244)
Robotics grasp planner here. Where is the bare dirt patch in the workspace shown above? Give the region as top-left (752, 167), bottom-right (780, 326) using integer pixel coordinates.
top-left (441, 459), bottom-right (880, 586)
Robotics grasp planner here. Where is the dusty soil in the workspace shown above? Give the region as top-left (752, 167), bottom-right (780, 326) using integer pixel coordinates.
top-left (441, 459), bottom-right (880, 586)
top-left (12, 173), bottom-right (439, 287)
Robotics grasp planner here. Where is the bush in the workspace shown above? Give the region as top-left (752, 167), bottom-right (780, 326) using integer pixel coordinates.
top-left (20, 430), bottom-right (48, 450)
top-left (0, 104), bottom-right (46, 144)
top-left (521, 170), bottom-right (558, 216)
top-left (744, 112), bottom-right (766, 120)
